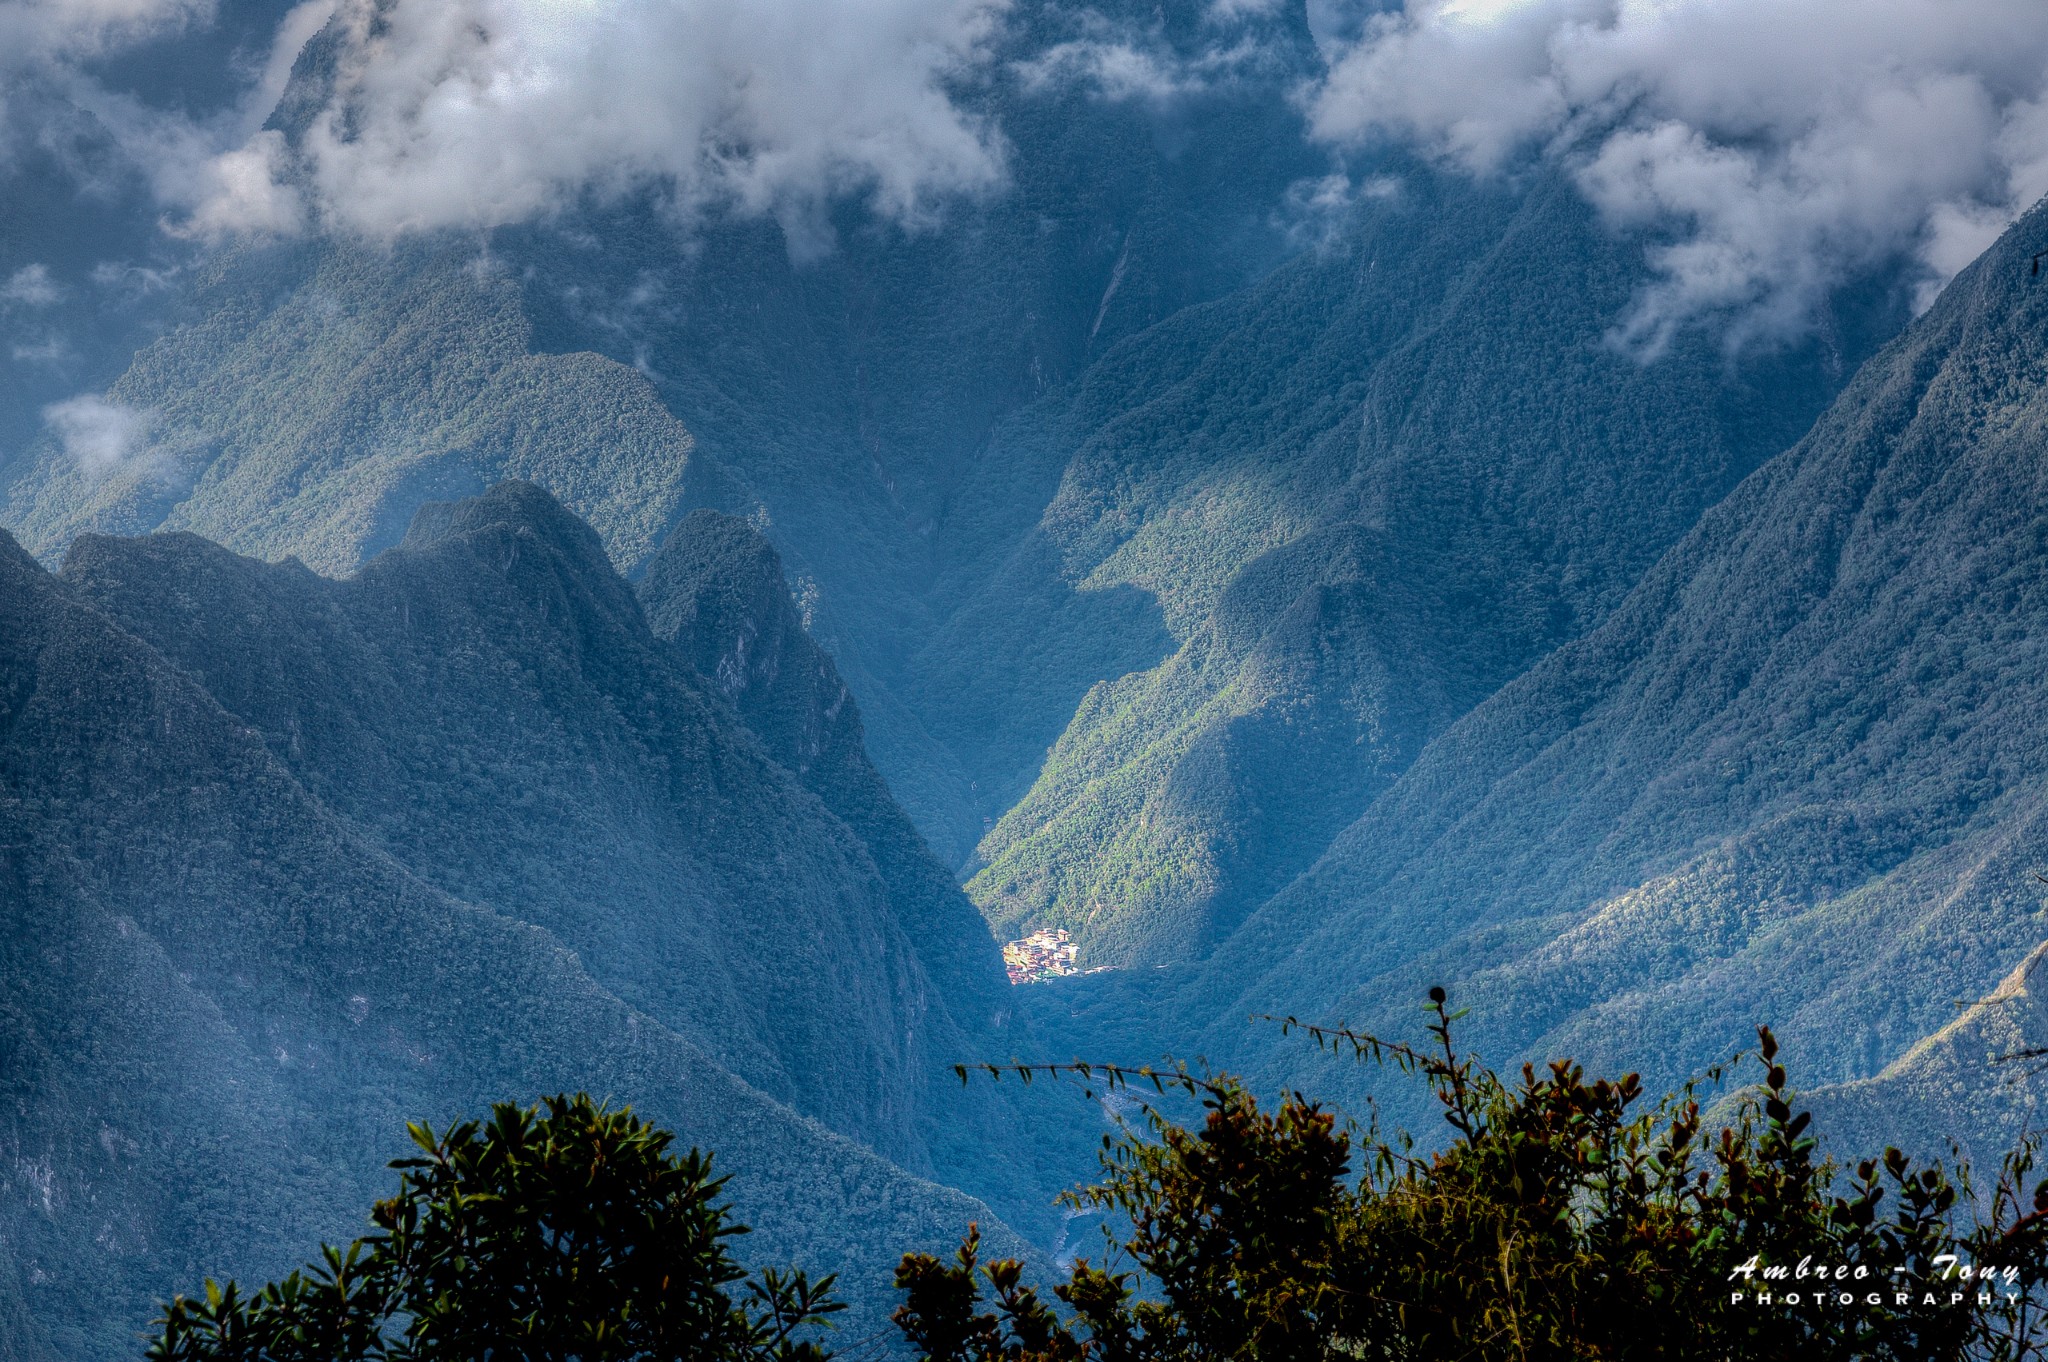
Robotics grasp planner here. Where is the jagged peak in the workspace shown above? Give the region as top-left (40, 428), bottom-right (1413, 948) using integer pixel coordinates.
top-left (398, 480), bottom-right (606, 562)
top-left (639, 509), bottom-right (797, 651)
top-left (388, 480), bottom-right (641, 611)
top-left (638, 508), bottom-right (863, 781)
top-left (59, 528), bottom-right (320, 586)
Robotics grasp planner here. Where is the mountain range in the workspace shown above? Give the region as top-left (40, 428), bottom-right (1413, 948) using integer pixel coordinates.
top-left (13, 0), bottom-right (2048, 1355)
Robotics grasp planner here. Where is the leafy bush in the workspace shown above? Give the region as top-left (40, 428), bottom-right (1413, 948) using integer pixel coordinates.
top-left (146, 999), bottom-right (2048, 1361)
top-left (149, 1094), bottom-right (841, 1362)
top-left (895, 993), bottom-right (2048, 1362)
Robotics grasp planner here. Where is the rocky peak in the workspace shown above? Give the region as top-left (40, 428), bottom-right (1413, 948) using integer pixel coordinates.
top-left (639, 508), bottom-right (858, 779)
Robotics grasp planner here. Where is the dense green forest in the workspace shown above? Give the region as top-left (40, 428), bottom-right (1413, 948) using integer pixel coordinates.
top-left (1060, 187), bottom-right (2048, 1177)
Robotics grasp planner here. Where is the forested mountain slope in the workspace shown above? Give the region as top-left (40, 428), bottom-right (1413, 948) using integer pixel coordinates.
top-left (0, 487), bottom-right (1032, 1361)
top-left (1129, 194), bottom-right (2048, 1153)
top-left (956, 168), bottom-right (1888, 964)
top-left (0, 163), bottom-right (1891, 985)
top-left (2, 240), bottom-right (708, 581)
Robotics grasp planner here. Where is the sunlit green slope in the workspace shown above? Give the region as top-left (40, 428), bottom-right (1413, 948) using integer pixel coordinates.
top-left (1132, 195), bottom-right (2048, 1156)
top-left (958, 168), bottom-right (1881, 965)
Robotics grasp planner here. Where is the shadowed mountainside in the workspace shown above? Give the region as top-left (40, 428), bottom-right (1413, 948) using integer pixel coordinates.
top-left (0, 486), bottom-right (1041, 1361)
top-left (637, 508), bottom-right (1015, 1038)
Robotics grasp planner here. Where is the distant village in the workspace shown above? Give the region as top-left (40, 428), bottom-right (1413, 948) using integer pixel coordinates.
top-left (1002, 927), bottom-right (1111, 985)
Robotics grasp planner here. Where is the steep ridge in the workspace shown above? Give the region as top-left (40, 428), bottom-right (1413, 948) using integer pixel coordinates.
top-left (0, 517), bottom-right (1025, 1361)
top-left (637, 509), bottom-right (1013, 1038)
top-left (1136, 193), bottom-right (2048, 1149)
top-left (56, 483), bottom-right (1060, 1214)
top-left (957, 166), bottom-right (1886, 965)
top-left (61, 483), bottom-right (936, 1156)
top-left (633, 510), bottom-right (1087, 1205)
top-left (1806, 937), bottom-right (2048, 1178)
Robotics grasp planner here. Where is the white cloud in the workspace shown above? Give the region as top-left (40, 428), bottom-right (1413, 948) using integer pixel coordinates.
top-left (1018, 39), bottom-right (1198, 103)
top-left (0, 0), bottom-right (212, 68)
top-left (1012, 5), bottom-right (1298, 106)
top-left (175, 129), bottom-right (305, 238)
top-left (1275, 168), bottom-right (1399, 252)
top-left (12, 337), bottom-right (70, 363)
top-left (5, 0), bottom-right (1014, 254)
top-left (0, 0), bottom-right (213, 155)
top-left (1310, 0), bottom-right (2048, 352)
top-left (0, 0), bottom-right (332, 234)
top-left (2, 263), bottom-right (62, 306)
top-left (42, 393), bottom-right (155, 478)
top-left (1016, 33), bottom-right (1276, 104)
top-left (179, 0), bottom-right (1011, 243)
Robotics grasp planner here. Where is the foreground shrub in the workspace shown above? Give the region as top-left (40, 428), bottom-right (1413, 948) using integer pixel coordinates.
top-left (148, 998), bottom-right (2048, 1361)
top-left (149, 1094), bottom-right (840, 1362)
top-left (895, 993), bottom-right (2048, 1362)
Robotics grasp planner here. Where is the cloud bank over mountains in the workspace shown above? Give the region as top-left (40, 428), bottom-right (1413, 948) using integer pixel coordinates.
top-left (12, 0), bottom-right (2048, 347)
top-left (41, 392), bottom-right (156, 478)
top-left (1310, 0), bottom-right (2048, 350)
top-left (191, 0), bottom-right (1011, 242)
top-left (2, 0), bottom-right (1011, 246)
top-left (0, 0), bottom-right (335, 234)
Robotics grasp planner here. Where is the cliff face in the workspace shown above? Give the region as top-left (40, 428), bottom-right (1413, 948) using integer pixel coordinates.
top-left (0, 486), bottom-right (1030, 1361)
top-left (641, 509), bottom-right (858, 781)
top-left (634, 509), bottom-right (1084, 1209)
top-left (638, 509), bottom-right (1015, 1040)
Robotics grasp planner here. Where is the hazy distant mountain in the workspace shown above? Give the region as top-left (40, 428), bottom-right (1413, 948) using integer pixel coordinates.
top-left (0, 0), bottom-right (307, 479)
top-left (0, 485), bottom-right (1032, 1360)
top-left (1117, 194), bottom-right (2048, 1156)
top-left (4, 239), bottom-right (704, 578)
